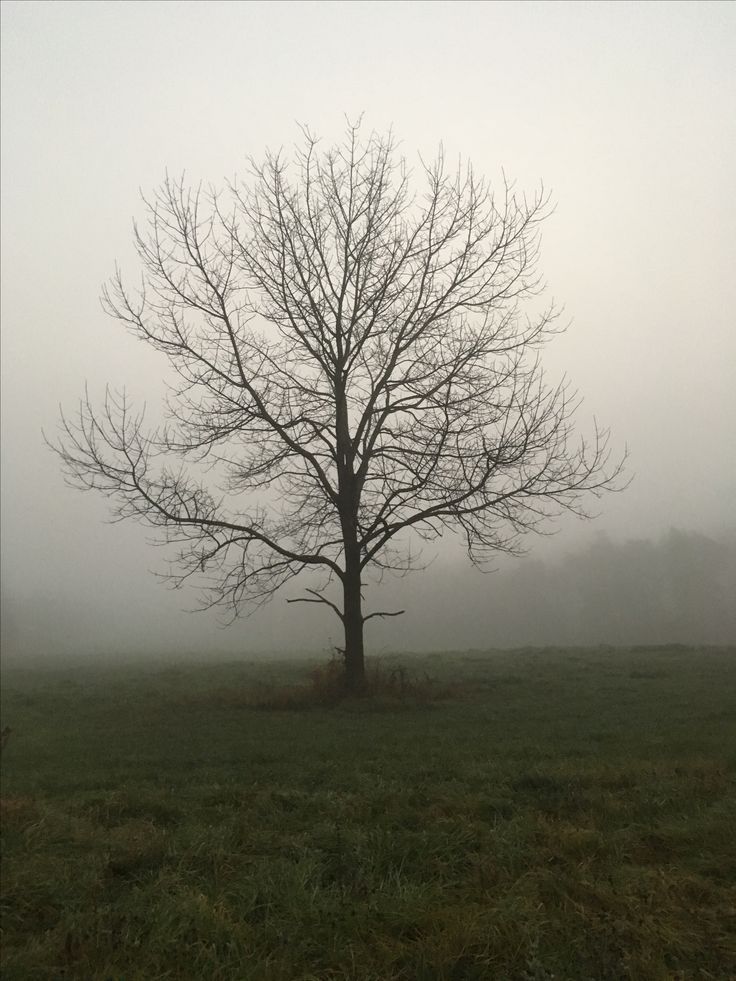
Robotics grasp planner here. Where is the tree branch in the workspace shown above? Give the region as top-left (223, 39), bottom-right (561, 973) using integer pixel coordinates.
top-left (362, 608), bottom-right (405, 623)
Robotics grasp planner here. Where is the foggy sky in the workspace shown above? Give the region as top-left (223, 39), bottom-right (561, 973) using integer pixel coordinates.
top-left (2, 1), bottom-right (735, 657)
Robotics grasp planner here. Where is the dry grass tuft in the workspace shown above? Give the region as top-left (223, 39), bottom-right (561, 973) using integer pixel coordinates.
top-left (259, 656), bottom-right (462, 709)
top-left (185, 656), bottom-right (463, 711)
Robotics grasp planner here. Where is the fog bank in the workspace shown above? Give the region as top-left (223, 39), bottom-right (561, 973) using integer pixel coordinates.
top-left (2, 528), bottom-right (733, 661)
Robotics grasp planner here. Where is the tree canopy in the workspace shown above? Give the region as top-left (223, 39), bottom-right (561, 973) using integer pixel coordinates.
top-left (53, 124), bottom-right (623, 687)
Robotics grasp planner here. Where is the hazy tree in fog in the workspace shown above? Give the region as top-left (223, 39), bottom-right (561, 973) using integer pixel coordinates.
top-left (481, 529), bottom-right (736, 647)
top-left (52, 123), bottom-right (623, 689)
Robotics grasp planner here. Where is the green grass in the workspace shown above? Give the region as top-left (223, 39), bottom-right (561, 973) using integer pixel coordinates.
top-left (1, 646), bottom-right (735, 980)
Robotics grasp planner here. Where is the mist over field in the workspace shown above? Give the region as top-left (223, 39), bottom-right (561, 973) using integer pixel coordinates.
top-left (2, 1), bottom-right (735, 660)
top-left (2, 7), bottom-right (736, 976)
top-left (2, 529), bottom-right (735, 660)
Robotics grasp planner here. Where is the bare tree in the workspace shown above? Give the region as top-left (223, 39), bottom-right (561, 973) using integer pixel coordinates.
top-left (52, 124), bottom-right (623, 690)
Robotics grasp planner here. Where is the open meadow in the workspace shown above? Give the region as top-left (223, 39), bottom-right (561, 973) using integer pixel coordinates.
top-left (1, 646), bottom-right (735, 980)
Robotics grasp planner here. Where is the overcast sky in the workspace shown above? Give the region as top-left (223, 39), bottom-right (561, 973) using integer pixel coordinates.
top-left (2, 1), bottom-right (734, 656)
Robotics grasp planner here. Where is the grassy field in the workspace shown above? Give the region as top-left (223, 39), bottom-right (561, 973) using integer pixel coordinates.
top-left (1, 646), bottom-right (735, 980)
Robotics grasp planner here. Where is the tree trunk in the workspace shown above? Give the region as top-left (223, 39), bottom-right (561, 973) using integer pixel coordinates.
top-left (342, 550), bottom-right (365, 692)
top-left (335, 381), bottom-right (365, 692)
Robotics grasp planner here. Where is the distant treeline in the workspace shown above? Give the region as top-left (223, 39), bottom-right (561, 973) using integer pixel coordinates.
top-left (2, 528), bottom-right (734, 657)
top-left (481, 529), bottom-right (736, 647)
